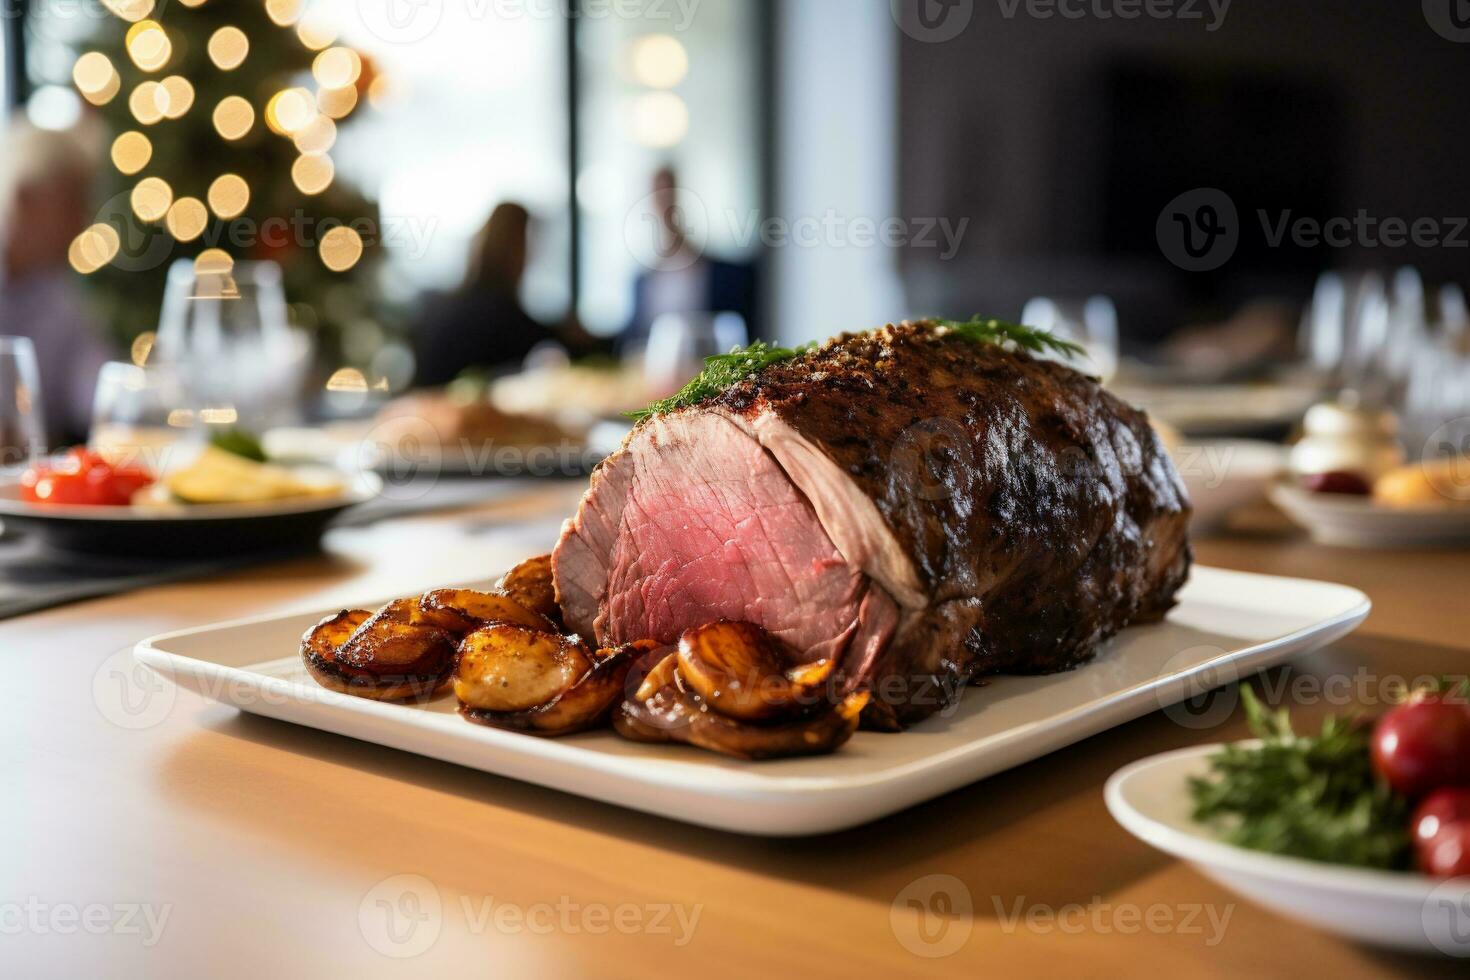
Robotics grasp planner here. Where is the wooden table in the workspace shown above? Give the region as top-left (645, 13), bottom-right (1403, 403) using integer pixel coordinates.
top-left (4, 490), bottom-right (1466, 977)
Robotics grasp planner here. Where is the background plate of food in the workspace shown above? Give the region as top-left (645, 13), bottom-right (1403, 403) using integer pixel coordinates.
top-left (0, 443), bottom-right (378, 558)
top-left (1107, 685), bottom-right (1470, 956)
top-left (1269, 456), bottom-right (1470, 548)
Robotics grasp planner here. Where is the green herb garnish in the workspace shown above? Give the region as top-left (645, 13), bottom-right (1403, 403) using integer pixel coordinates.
top-left (627, 318), bottom-right (1083, 421)
top-left (208, 428), bottom-right (267, 463)
top-left (1188, 686), bottom-right (1411, 870)
top-left (934, 316), bottom-right (1088, 359)
top-left (627, 341), bottom-right (817, 421)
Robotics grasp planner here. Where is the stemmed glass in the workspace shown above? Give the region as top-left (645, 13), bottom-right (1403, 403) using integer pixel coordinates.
top-left (0, 337), bottom-right (46, 479)
top-left (1020, 296), bottom-right (1120, 383)
top-left (152, 259), bottom-right (313, 432)
top-left (88, 361), bottom-right (190, 473)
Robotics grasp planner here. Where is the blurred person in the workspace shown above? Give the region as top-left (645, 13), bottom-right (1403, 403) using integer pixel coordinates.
top-left (624, 166), bottom-right (758, 350)
top-left (413, 202), bottom-right (595, 387)
top-left (0, 117), bottom-right (115, 446)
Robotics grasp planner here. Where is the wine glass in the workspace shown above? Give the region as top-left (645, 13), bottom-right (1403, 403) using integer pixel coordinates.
top-left (88, 361), bottom-right (191, 474)
top-left (0, 336), bottom-right (46, 478)
top-left (1020, 296), bottom-right (1120, 382)
top-left (642, 311), bottom-right (749, 397)
top-left (153, 259), bottom-right (313, 432)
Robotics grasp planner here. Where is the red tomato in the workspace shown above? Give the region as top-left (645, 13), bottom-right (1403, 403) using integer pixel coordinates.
top-left (1419, 822), bottom-right (1470, 878)
top-left (18, 449), bottom-right (154, 507)
top-left (1414, 788), bottom-right (1470, 851)
top-left (1301, 470), bottom-right (1373, 495)
top-left (1371, 698), bottom-right (1470, 798)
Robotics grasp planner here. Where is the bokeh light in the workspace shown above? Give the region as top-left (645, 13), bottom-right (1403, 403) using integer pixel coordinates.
top-left (212, 96), bottom-right (255, 140)
top-left (159, 76), bottom-right (195, 119)
top-left (629, 34), bottom-right (689, 89)
top-left (165, 197), bottom-right (209, 242)
top-left (207, 27), bottom-right (249, 71)
top-left (312, 48), bottom-right (362, 89)
top-left (319, 225), bottom-right (364, 272)
top-left (131, 177), bottom-right (173, 223)
top-left (102, 0), bottom-right (154, 23)
top-left (128, 81), bottom-right (167, 125)
top-left (125, 20), bottom-right (172, 73)
top-left (111, 131), bottom-right (152, 174)
top-left (207, 174), bottom-right (250, 219)
top-left (629, 91), bottom-right (689, 148)
top-left (316, 85), bottom-right (358, 120)
top-left (67, 224), bottom-right (121, 274)
top-left (291, 153), bottom-right (335, 195)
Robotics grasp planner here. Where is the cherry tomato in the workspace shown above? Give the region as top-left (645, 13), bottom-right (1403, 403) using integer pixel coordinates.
top-left (18, 449), bottom-right (154, 507)
top-left (1413, 788), bottom-right (1470, 850)
top-left (1371, 698), bottom-right (1470, 798)
top-left (1419, 821), bottom-right (1470, 878)
top-left (1300, 470), bottom-right (1373, 495)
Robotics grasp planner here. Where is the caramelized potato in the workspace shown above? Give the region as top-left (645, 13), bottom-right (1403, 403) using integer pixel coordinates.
top-left (421, 588), bottom-right (552, 634)
top-left (301, 607), bottom-right (454, 702)
top-left (454, 624), bottom-right (592, 713)
top-left (676, 621), bottom-right (834, 722)
top-left (461, 645), bottom-right (638, 737)
top-left (496, 555), bottom-right (561, 625)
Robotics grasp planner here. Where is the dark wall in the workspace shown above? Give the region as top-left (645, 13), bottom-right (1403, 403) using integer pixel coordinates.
top-left (898, 0), bottom-right (1470, 343)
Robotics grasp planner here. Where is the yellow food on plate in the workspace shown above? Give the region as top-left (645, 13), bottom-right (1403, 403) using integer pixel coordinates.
top-left (162, 446), bottom-right (344, 505)
top-left (1373, 456), bottom-right (1470, 508)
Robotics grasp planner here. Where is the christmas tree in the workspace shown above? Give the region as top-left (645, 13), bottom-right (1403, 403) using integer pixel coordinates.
top-left (68, 0), bottom-right (390, 369)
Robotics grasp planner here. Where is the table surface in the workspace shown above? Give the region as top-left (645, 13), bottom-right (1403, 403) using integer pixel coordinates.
top-left (4, 486), bottom-right (1467, 978)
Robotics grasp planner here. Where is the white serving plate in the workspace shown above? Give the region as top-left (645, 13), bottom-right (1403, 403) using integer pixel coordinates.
top-left (1107, 744), bottom-right (1470, 956)
top-left (135, 566), bottom-right (1369, 836)
top-left (1270, 482), bottom-right (1470, 549)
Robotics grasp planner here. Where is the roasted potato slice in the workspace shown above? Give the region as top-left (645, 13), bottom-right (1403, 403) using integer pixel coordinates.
top-left (460, 645), bottom-right (637, 737)
top-left (421, 588), bottom-right (552, 635)
top-left (454, 624), bottom-right (592, 713)
top-left (301, 608), bottom-right (454, 702)
top-left (496, 555), bottom-right (561, 625)
top-left (676, 621), bottom-right (834, 722)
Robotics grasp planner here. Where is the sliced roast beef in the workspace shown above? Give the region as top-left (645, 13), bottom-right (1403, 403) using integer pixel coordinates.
top-left (553, 320), bottom-right (1192, 727)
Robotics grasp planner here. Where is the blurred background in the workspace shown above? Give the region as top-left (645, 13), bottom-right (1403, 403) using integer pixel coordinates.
top-left (1, 0), bottom-right (1468, 510)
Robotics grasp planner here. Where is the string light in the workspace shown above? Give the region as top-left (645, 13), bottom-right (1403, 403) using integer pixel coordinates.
top-left (125, 20), bottom-right (171, 73)
top-left (159, 76), bottom-right (194, 119)
top-left (67, 224), bottom-right (121, 274)
top-left (207, 27), bottom-right (249, 71)
top-left (265, 87), bottom-right (314, 135)
top-left (194, 249), bottom-right (234, 274)
top-left (165, 197), bottom-right (209, 241)
top-left (207, 174), bottom-right (250, 219)
top-left (312, 48), bottom-right (361, 89)
top-left (111, 131), bottom-right (153, 174)
top-left (291, 153), bottom-right (334, 195)
top-left (128, 81), bottom-right (167, 125)
top-left (131, 177), bottom-right (173, 223)
top-left (212, 96), bottom-right (255, 140)
top-left (102, 0), bottom-right (154, 22)
top-left (319, 226), bottom-right (364, 272)
top-left (316, 85), bottom-right (358, 120)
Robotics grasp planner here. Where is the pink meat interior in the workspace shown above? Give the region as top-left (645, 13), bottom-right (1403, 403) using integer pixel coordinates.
top-left (601, 414), bottom-right (867, 663)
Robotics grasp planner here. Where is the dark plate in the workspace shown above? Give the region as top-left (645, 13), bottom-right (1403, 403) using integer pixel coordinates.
top-left (0, 480), bottom-right (377, 559)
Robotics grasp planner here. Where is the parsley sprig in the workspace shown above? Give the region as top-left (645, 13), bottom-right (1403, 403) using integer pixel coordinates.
top-left (934, 316), bottom-right (1087, 359)
top-left (1188, 686), bottom-right (1411, 870)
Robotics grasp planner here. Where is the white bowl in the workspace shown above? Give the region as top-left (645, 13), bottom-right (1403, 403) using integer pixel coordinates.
top-left (1106, 743), bottom-right (1470, 956)
top-left (1174, 440), bottom-right (1284, 530)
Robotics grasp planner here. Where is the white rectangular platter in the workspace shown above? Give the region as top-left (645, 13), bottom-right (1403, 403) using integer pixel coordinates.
top-left (135, 565), bottom-right (1369, 836)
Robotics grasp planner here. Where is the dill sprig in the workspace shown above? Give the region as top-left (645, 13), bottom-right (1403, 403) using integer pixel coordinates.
top-left (1188, 686), bottom-right (1412, 871)
top-left (627, 317), bottom-right (1083, 421)
top-left (626, 341), bottom-right (817, 421)
top-left (934, 316), bottom-right (1087, 359)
